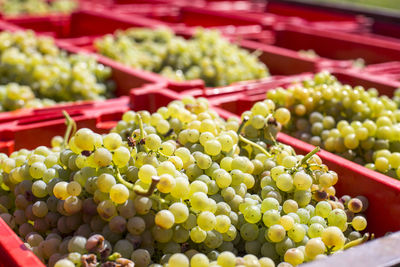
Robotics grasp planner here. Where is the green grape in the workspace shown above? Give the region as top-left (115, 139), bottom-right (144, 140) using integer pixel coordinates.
top-left (305, 237), bottom-right (325, 259)
top-left (204, 140), bottom-right (222, 156)
top-left (283, 200), bottom-right (298, 214)
top-left (217, 251), bottom-right (236, 267)
top-left (97, 173), bottom-right (116, 193)
top-left (352, 216), bottom-right (367, 231)
top-left (190, 226), bottom-right (207, 243)
top-left (191, 253), bottom-right (209, 267)
top-left (284, 247), bottom-right (304, 266)
top-left (263, 209), bottom-right (281, 227)
top-left (197, 211), bottom-right (216, 231)
top-left (168, 202), bottom-right (189, 223)
top-left (321, 226), bottom-right (345, 250)
top-left (315, 201), bottom-right (332, 218)
top-left (243, 206), bottom-right (262, 224)
top-left (157, 174), bottom-right (176, 193)
top-left (139, 164), bottom-right (157, 184)
top-left (240, 223), bottom-right (259, 241)
top-left (287, 223), bottom-right (306, 242)
top-left (32, 180), bottom-right (48, 198)
top-left (168, 253), bottom-right (189, 267)
top-left (276, 173), bottom-right (294, 192)
top-left (267, 224), bottom-right (286, 243)
top-left (155, 210), bottom-right (175, 229)
top-left (110, 184), bottom-right (129, 204)
top-left (215, 215), bottom-right (231, 233)
top-left (308, 223), bottom-right (324, 238)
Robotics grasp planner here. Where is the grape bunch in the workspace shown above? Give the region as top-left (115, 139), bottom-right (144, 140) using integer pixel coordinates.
top-left (0, 95), bottom-right (370, 267)
top-left (95, 27), bottom-right (269, 87)
top-left (0, 83), bottom-right (57, 111)
top-left (1, 0), bottom-right (77, 16)
top-left (0, 30), bottom-right (114, 111)
top-left (266, 71), bottom-right (400, 179)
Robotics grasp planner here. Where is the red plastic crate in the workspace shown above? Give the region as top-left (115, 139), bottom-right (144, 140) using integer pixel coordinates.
top-left (2, 14), bottom-right (69, 38)
top-left (363, 62), bottom-right (400, 83)
top-left (0, 217), bottom-right (45, 267)
top-left (105, 3), bottom-right (181, 22)
top-left (271, 25), bottom-right (400, 66)
top-left (264, 1), bottom-right (370, 32)
top-left (1, 9), bottom-right (167, 41)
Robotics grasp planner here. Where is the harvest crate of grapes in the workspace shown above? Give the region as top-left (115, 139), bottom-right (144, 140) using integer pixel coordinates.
top-left (0, 2), bottom-right (399, 267)
top-left (61, 20), bottom-right (339, 92)
top-left (0, 25), bottom-right (166, 127)
top-left (268, 24), bottom-right (400, 67)
top-left (174, 6), bottom-right (369, 33)
top-left (233, 1), bottom-right (371, 33)
top-left (204, 70), bottom-right (400, 236)
top-left (0, 77), bottom-right (394, 267)
top-left (130, 79), bottom-right (400, 237)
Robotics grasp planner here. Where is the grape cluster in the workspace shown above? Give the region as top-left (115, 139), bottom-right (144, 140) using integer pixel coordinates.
top-left (266, 71), bottom-right (400, 179)
top-left (95, 27), bottom-right (269, 87)
top-left (0, 95), bottom-right (370, 267)
top-left (0, 30), bottom-right (114, 111)
top-left (1, 0), bottom-right (77, 16)
top-left (0, 83), bottom-right (57, 111)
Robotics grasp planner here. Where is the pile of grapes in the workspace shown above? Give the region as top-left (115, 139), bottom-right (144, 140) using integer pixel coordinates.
top-left (95, 28), bottom-right (269, 87)
top-left (1, 0), bottom-right (77, 16)
top-left (267, 71), bottom-right (400, 179)
top-left (0, 95), bottom-right (370, 267)
top-left (0, 30), bottom-right (114, 112)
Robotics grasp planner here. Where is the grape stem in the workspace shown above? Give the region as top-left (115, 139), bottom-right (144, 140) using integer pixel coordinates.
top-left (134, 176), bottom-right (160, 196)
top-left (239, 135), bottom-right (272, 157)
top-left (115, 168), bottom-right (134, 190)
top-left (343, 233), bottom-right (370, 250)
top-left (298, 146), bottom-right (320, 167)
top-left (326, 246), bottom-right (334, 255)
top-left (137, 114), bottom-right (145, 141)
top-left (62, 110), bottom-right (77, 149)
top-left (237, 116), bottom-right (249, 134)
